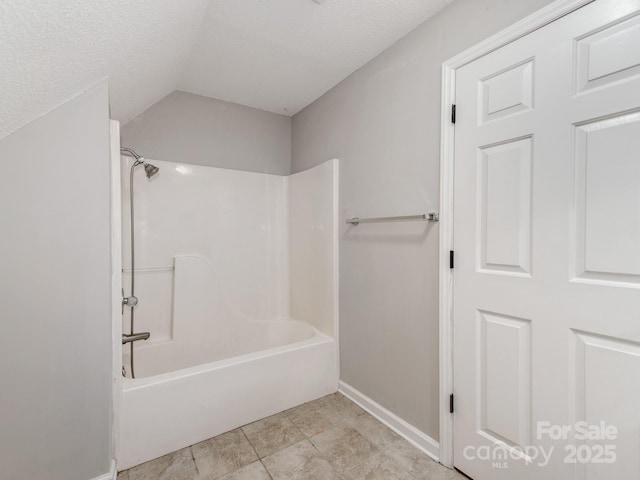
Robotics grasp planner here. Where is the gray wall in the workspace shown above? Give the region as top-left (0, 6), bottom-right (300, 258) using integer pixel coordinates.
top-left (292, 0), bottom-right (555, 440)
top-left (0, 83), bottom-right (113, 480)
top-left (121, 91), bottom-right (292, 175)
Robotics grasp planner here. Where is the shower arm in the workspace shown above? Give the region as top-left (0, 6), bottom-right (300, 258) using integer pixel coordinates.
top-left (120, 147), bottom-right (145, 165)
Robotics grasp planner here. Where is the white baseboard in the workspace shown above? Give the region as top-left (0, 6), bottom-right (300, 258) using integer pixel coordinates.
top-left (338, 381), bottom-right (440, 462)
top-left (91, 459), bottom-right (117, 480)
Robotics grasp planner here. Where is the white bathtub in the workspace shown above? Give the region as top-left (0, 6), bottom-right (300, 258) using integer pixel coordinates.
top-left (118, 323), bottom-right (337, 470)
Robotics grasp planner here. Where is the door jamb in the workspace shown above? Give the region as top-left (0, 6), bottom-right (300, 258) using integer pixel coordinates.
top-left (437, 0), bottom-right (594, 468)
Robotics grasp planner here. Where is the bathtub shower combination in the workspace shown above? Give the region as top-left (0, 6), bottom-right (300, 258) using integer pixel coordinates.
top-left (117, 155), bottom-right (339, 470)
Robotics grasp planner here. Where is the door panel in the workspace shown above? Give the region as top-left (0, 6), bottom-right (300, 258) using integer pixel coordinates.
top-left (570, 331), bottom-right (640, 479)
top-left (478, 311), bottom-right (532, 449)
top-left (480, 60), bottom-right (535, 123)
top-left (452, 1), bottom-right (640, 479)
top-left (573, 111), bottom-right (640, 284)
top-left (478, 136), bottom-right (533, 275)
top-left (575, 13), bottom-right (640, 93)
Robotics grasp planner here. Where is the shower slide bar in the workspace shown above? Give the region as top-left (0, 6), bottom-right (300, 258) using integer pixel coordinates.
top-left (346, 212), bottom-right (439, 226)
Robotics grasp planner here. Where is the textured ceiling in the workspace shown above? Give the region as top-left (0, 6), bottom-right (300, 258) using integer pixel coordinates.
top-left (0, 0), bottom-right (208, 139)
top-left (1, 0), bottom-right (452, 139)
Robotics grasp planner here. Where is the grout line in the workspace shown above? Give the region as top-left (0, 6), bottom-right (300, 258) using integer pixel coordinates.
top-left (240, 427), bottom-right (262, 464)
top-left (307, 438), bottom-right (341, 475)
top-left (189, 446), bottom-right (200, 475)
top-left (311, 423), bottom-right (382, 478)
top-left (259, 459), bottom-right (274, 480)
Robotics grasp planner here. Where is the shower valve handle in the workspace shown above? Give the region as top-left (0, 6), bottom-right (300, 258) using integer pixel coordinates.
top-left (123, 295), bottom-right (138, 308)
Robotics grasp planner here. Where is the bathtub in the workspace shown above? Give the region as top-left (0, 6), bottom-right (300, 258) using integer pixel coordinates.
top-left (116, 159), bottom-right (339, 470)
top-left (118, 322), bottom-right (337, 470)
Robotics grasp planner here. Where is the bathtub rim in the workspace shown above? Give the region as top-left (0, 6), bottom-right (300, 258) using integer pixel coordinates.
top-left (123, 314), bottom-right (316, 354)
top-left (122, 325), bottom-right (332, 389)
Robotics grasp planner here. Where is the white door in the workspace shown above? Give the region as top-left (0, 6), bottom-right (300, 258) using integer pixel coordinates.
top-left (452, 0), bottom-right (640, 478)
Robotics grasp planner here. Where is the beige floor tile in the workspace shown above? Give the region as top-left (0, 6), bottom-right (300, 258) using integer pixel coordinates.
top-left (120, 394), bottom-right (460, 480)
top-left (310, 423), bottom-right (379, 472)
top-left (217, 460), bottom-right (271, 480)
top-left (342, 451), bottom-right (415, 480)
top-left (191, 429), bottom-right (258, 479)
top-left (242, 410), bottom-right (304, 458)
top-left (347, 412), bottom-right (402, 449)
top-left (383, 438), bottom-right (441, 478)
top-left (286, 398), bottom-right (344, 437)
top-left (262, 439), bottom-right (340, 480)
top-left (128, 448), bottom-right (197, 480)
top-left (321, 392), bottom-right (365, 419)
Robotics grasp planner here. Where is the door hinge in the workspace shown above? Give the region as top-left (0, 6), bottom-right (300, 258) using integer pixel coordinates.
top-left (451, 104), bottom-right (456, 124)
top-left (449, 250), bottom-right (454, 269)
top-left (450, 394), bottom-right (455, 414)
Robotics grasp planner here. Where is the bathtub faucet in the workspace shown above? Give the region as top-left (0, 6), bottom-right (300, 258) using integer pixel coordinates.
top-left (122, 332), bottom-right (151, 344)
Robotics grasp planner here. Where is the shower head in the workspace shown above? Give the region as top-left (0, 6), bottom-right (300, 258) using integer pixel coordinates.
top-left (144, 163), bottom-right (160, 179)
top-left (121, 146), bottom-right (159, 179)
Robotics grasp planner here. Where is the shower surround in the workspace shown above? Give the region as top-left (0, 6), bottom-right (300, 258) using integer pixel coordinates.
top-left (117, 157), bottom-right (338, 470)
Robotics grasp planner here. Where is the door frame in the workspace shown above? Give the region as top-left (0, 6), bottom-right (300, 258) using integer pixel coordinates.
top-left (437, 0), bottom-right (594, 468)
top-left (110, 120), bottom-right (123, 470)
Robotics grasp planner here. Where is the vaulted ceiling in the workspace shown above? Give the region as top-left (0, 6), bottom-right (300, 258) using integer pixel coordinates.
top-left (0, 0), bottom-right (452, 139)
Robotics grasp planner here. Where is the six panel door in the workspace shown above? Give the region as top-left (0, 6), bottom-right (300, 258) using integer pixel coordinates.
top-left (452, 1), bottom-right (640, 478)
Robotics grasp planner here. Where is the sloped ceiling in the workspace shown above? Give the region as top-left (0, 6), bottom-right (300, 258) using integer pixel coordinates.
top-left (179, 0), bottom-right (453, 115)
top-left (0, 0), bottom-right (452, 139)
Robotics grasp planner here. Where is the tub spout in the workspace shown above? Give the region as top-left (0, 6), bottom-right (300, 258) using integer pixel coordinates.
top-left (122, 332), bottom-right (150, 344)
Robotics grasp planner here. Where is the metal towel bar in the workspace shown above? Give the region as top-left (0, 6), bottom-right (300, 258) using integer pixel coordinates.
top-left (346, 212), bottom-right (439, 226)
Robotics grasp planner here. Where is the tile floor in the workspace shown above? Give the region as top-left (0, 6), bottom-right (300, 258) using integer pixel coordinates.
top-left (117, 393), bottom-right (466, 480)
